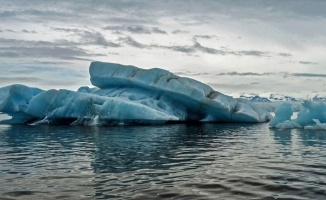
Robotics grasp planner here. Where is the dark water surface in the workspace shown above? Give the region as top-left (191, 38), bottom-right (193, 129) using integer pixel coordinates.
top-left (1, 123), bottom-right (326, 200)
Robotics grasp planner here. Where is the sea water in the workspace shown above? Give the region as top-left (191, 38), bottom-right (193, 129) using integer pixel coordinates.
top-left (1, 123), bottom-right (326, 199)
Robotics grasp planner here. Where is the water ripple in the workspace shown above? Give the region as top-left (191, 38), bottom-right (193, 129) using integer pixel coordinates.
top-left (0, 124), bottom-right (326, 199)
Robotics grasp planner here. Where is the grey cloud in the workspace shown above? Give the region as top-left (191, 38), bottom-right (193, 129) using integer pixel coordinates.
top-left (0, 76), bottom-right (46, 83)
top-left (52, 27), bottom-right (84, 32)
top-left (176, 70), bottom-right (326, 80)
top-left (152, 27), bottom-right (167, 34)
top-left (217, 72), bottom-right (272, 76)
top-left (172, 29), bottom-right (189, 34)
top-left (0, 76), bottom-right (83, 88)
top-left (236, 50), bottom-right (269, 57)
top-left (278, 52), bottom-right (292, 57)
top-left (103, 25), bottom-right (167, 34)
top-left (22, 29), bottom-right (36, 33)
top-left (119, 36), bottom-right (148, 49)
top-left (0, 46), bottom-right (99, 61)
top-left (299, 61), bottom-right (318, 65)
top-left (0, 31), bottom-right (119, 62)
top-left (0, 9), bottom-right (76, 24)
top-left (51, 27), bottom-right (121, 47)
top-left (192, 41), bottom-right (225, 54)
top-left (292, 73), bottom-right (326, 78)
top-left (0, 64), bottom-right (89, 88)
top-left (33, 61), bottom-right (73, 65)
top-left (174, 71), bottom-right (207, 76)
top-left (0, 38), bottom-right (56, 47)
top-left (193, 35), bottom-right (217, 39)
top-left (118, 36), bottom-right (270, 57)
top-left (217, 71), bottom-right (326, 78)
top-left (2, 1), bottom-right (326, 25)
top-left (5, 29), bottom-right (15, 33)
top-left (0, 37), bottom-right (105, 61)
top-left (0, 52), bottom-right (19, 57)
top-left (79, 31), bottom-right (121, 47)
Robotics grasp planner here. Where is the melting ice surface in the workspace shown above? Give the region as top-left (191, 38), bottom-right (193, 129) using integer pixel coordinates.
top-left (270, 101), bottom-right (326, 130)
top-left (0, 62), bottom-right (271, 125)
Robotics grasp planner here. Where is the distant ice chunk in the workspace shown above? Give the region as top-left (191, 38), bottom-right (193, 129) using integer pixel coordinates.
top-left (304, 119), bottom-right (326, 130)
top-left (0, 84), bottom-right (43, 124)
top-left (270, 101), bottom-right (326, 129)
top-left (269, 103), bottom-right (293, 127)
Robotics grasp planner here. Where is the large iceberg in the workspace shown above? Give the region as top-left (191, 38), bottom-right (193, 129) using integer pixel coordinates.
top-left (0, 62), bottom-right (272, 125)
top-left (269, 101), bottom-right (326, 130)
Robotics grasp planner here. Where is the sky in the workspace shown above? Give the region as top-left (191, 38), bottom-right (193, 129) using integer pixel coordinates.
top-left (0, 0), bottom-right (325, 98)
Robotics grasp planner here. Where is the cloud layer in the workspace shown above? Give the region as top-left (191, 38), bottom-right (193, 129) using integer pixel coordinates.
top-left (0, 0), bottom-right (325, 96)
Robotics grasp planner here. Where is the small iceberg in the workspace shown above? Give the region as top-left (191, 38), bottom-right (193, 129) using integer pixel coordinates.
top-left (270, 101), bottom-right (326, 130)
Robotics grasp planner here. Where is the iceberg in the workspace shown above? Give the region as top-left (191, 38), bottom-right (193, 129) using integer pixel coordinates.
top-left (0, 61), bottom-right (272, 125)
top-left (269, 101), bottom-right (326, 130)
top-left (0, 84), bottom-right (43, 124)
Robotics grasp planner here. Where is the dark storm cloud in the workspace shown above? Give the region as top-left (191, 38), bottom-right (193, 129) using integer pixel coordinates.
top-left (299, 61), bottom-right (318, 65)
top-left (103, 25), bottom-right (167, 34)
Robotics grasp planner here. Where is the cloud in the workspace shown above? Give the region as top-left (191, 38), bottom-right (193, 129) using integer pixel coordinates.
top-left (217, 72), bottom-right (272, 76)
top-left (299, 61), bottom-right (318, 65)
top-left (0, 65), bottom-right (89, 89)
top-left (21, 29), bottom-right (37, 34)
top-left (0, 46), bottom-right (99, 61)
top-left (78, 31), bottom-right (121, 47)
top-left (116, 36), bottom-right (269, 57)
top-left (51, 27), bottom-right (121, 47)
top-left (291, 73), bottom-right (326, 78)
top-left (118, 36), bottom-right (148, 49)
top-left (236, 50), bottom-right (269, 57)
top-left (217, 71), bottom-right (326, 78)
top-left (0, 38), bottom-right (105, 61)
top-left (172, 29), bottom-right (189, 34)
top-left (278, 52), bottom-right (292, 57)
top-left (193, 35), bottom-right (217, 39)
top-left (103, 25), bottom-right (167, 34)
